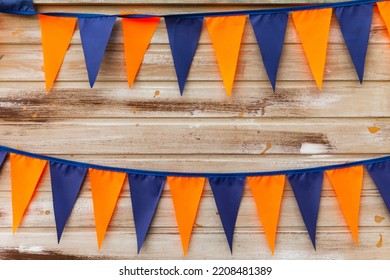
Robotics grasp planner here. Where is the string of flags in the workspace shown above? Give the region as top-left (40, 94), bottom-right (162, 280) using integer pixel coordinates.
top-left (1, 0), bottom-right (390, 94)
top-left (1, 144), bottom-right (390, 254)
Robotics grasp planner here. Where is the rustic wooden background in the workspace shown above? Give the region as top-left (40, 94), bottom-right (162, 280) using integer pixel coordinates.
top-left (0, 0), bottom-right (389, 259)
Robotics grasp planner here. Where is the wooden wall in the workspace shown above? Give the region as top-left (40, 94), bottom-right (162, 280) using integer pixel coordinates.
top-left (0, 0), bottom-right (389, 259)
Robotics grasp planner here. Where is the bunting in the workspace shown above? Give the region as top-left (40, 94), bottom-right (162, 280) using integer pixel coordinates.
top-left (39, 15), bottom-right (77, 92)
top-left (287, 171), bottom-right (323, 248)
top-left (78, 16), bottom-right (117, 87)
top-left (10, 153), bottom-right (47, 233)
top-left (0, 0), bottom-right (385, 92)
top-left (209, 177), bottom-right (245, 252)
top-left (122, 17), bottom-right (160, 88)
top-left (292, 8), bottom-right (332, 89)
top-left (89, 168), bottom-right (126, 249)
top-left (325, 166), bottom-right (363, 244)
top-left (366, 161), bottom-right (390, 213)
top-left (50, 162), bottom-right (87, 243)
top-left (335, 4), bottom-right (373, 83)
top-left (0, 0), bottom-right (35, 12)
top-left (166, 17), bottom-right (203, 95)
top-left (250, 13), bottom-right (288, 91)
top-left (0, 151), bottom-right (6, 168)
top-left (205, 16), bottom-right (246, 96)
top-left (377, 1), bottom-right (390, 37)
top-left (0, 144), bottom-right (390, 254)
top-left (128, 174), bottom-right (165, 253)
top-left (168, 176), bottom-right (205, 255)
top-left (247, 175), bottom-right (285, 254)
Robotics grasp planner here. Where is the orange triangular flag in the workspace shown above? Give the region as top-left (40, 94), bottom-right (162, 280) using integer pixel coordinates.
top-left (167, 176), bottom-right (205, 255)
top-left (122, 17), bottom-right (160, 87)
top-left (247, 175), bottom-right (285, 255)
top-left (325, 166), bottom-right (363, 245)
top-left (89, 168), bottom-right (126, 249)
top-left (205, 15), bottom-right (246, 96)
top-left (377, 2), bottom-right (390, 37)
top-left (10, 153), bottom-right (47, 233)
top-left (292, 8), bottom-right (332, 89)
top-left (38, 15), bottom-right (77, 92)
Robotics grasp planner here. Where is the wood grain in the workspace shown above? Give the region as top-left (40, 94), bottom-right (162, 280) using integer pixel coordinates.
top-left (1, 81), bottom-right (390, 118)
top-left (0, 119), bottom-right (387, 155)
top-left (0, 228), bottom-right (387, 260)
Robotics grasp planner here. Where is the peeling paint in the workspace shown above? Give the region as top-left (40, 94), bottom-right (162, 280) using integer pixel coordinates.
top-left (19, 245), bottom-right (44, 253)
top-left (11, 29), bottom-right (25, 36)
top-left (376, 234), bottom-right (383, 248)
top-left (260, 142), bottom-right (272, 155)
top-left (368, 126), bottom-right (381, 134)
top-left (300, 142), bottom-right (329, 154)
top-left (374, 215), bottom-right (385, 223)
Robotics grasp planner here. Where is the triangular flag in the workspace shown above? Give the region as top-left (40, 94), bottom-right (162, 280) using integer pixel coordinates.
top-left (0, 151), bottom-right (7, 168)
top-left (1, 0), bottom-right (36, 12)
top-left (167, 176), bottom-right (205, 255)
top-left (89, 168), bottom-right (126, 249)
top-left (39, 15), bottom-right (77, 92)
top-left (122, 17), bottom-right (160, 88)
top-left (10, 153), bottom-right (47, 233)
top-left (250, 13), bottom-right (288, 91)
top-left (50, 162), bottom-right (87, 243)
top-left (165, 16), bottom-right (203, 95)
top-left (377, 1), bottom-right (390, 37)
top-left (78, 16), bottom-right (117, 87)
top-left (287, 171), bottom-right (323, 249)
top-left (205, 15), bottom-right (246, 96)
top-left (209, 177), bottom-right (245, 253)
top-left (325, 166), bottom-right (363, 245)
top-left (335, 4), bottom-right (373, 83)
top-left (366, 161), bottom-right (390, 213)
top-left (247, 175), bottom-right (285, 255)
top-left (292, 8), bottom-right (332, 89)
top-left (128, 174), bottom-right (165, 253)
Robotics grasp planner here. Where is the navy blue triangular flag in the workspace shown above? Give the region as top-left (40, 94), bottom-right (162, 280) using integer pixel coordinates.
top-left (335, 4), bottom-right (373, 83)
top-left (50, 162), bottom-right (87, 243)
top-left (0, 151), bottom-right (7, 169)
top-left (128, 174), bottom-right (165, 253)
top-left (165, 17), bottom-right (203, 95)
top-left (209, 177), bottom-right (245, 253)
top-left (366, 161), bottom-right (390, 214)
top-left (287, 171), bottom-right (323, 249)
top-left (78, 16), bottom-right (117, 87)
top-left (0, 0), bottom-right (36, 12)
top-left (250, 12), bottom-right (288, 91)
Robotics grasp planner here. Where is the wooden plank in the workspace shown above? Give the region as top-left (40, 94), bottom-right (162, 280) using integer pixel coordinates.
top-left (0, 118), bottom-right (388, 155)
top-left (1, 81), bottom-right (390, 119)
top-left (0, 228), bottom-right (387, 259)
top-left (0, 191), bottom-right (388, 229)
top-left (1, 10), bottom-right (389, 45)
top-left (0, 44), bottom-right (389, 82)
